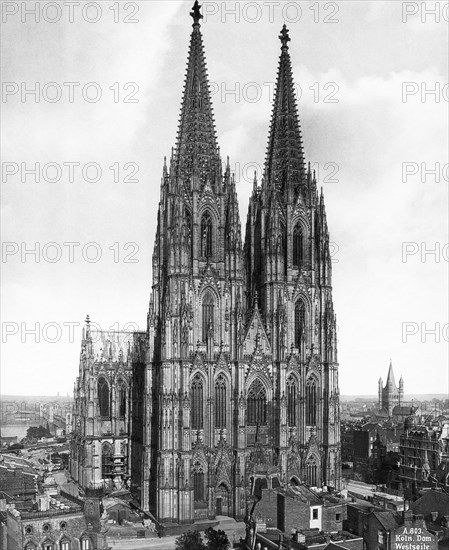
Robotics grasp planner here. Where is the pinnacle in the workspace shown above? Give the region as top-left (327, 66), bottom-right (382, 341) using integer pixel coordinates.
top-left (174, 3), bottom-right (219, 188)
top-left (264, 27), bottom-right (306, 197)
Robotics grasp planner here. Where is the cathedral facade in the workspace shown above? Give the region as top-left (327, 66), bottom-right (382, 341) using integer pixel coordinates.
top-left (70, 1), bottom-right (341, 529)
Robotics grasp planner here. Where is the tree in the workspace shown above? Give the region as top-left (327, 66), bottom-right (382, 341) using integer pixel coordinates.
top-left (204, 527), bottom-right (230, 550)
top-left (175, 530), bottom-right (206, 550)
top-left (26, 425), bottom-right (52, 441)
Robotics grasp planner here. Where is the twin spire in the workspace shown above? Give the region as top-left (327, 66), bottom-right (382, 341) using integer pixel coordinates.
top-left (174, 1), bottom-right (219, 187)
top-left (176, 3), bottom-right (305, 196)
top-left (264, 24), bottom-right (306, 195)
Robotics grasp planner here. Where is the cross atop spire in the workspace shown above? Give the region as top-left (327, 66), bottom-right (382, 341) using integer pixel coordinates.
top-left (279, 24), bottom-right (291, 48)
top-left (190, 1), bottom-right (203, 26)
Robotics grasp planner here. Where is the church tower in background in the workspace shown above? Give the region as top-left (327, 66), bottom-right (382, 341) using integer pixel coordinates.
top-left (71, 1), bottom-right (341, 530)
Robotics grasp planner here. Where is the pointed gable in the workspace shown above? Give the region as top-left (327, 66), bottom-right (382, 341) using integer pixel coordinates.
top-left (242, 307), bottom-right (272, 356)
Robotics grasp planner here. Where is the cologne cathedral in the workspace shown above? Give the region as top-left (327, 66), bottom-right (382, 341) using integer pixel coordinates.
top-left (71, 1), bottom-right (341, 529)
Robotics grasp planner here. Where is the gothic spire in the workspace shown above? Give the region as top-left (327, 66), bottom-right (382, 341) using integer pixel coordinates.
top-left (264, 25), bottom-right (306, 197)
top-left (386, 360), bottom-right (396, 388)
top-left (174, 1), bottom-right (219, 188)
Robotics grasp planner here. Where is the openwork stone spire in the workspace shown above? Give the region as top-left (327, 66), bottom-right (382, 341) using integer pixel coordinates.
top-left (174, 1), bottom-right (219, 188)
top-left (264, 24), bottom-right (306, 196)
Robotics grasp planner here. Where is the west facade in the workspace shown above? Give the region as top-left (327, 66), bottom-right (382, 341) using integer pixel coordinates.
top-left (70, 2), bottom-right (341, 530)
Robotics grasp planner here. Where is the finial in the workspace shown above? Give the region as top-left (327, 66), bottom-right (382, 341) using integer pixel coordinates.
top-left (190, 1), bottom-right (203, 26)
top-left (279, 24), bottom-right (291, 48)
top-left (85, 314), bottom-right (90, 325)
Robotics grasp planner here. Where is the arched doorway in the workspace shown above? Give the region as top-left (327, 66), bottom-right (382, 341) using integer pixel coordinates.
top-left (215, 483), bottom-right (231, 516)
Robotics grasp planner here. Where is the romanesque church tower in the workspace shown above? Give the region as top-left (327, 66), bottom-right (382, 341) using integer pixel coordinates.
top-left (378, 361), bottom-right (404, 416)
top-left (71, 1), bottom-right (341, 531)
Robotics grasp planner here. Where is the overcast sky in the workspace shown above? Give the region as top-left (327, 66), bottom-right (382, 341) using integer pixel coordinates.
top-left (1, 0), bottom-right (448, 397)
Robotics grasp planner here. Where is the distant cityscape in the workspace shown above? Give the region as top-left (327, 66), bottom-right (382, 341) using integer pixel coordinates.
top-left (1, 360), bottom-right (448, 549)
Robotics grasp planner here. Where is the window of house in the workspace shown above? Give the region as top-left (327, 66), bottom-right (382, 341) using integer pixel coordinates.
top-left (81, 539), bottom-right (91, 550)
top-left (378, 530), bottom-right (384, 544)
top-left (43, 543), bottom-right (53, 550)
top-left (60, 542), bottom-right (70, 550)
top-left (312, 508), bottom-right (318, 520)
top-left (336, 513), bottom-right (341, 521)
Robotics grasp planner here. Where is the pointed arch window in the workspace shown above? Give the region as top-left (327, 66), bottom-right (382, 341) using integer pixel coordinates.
top-left (247, 379), bottom-right (267, 426)
top-left (201, 211), bottom-right (213, 258)
top-left (191, 374), bottom-right (204, 430)
top-left (306, 378), bottom-right (317, 426)
top-left (294, 301), bottom-right (306, 349)
top-left (287, 375), bottom-right (297, 427)
top-left (98, 377), bottom-right (110, 417)
top-left (101, 442), bottom-right (113, 478)
top-left (185, 208), bottom-right (192, 249)
top-left (306, 456), bottom-right (318, 487)
top-left (202, 292), bottom-right (214, 342)
top-left (117, 379), bottom-right (126, 419)
top-left (215, 374), bottom-right (227, 429)
top-left (193, 463), bottom-right (205, 502)
top-left (293, 225), bottom-right (304, 267)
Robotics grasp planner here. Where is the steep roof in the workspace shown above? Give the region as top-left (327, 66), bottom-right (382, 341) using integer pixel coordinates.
top-left (412, 490), bottom-right (449, 522)
top-left (373, 511), bottom-right (400, 531)
top-left (385, 361), bottom-right (397, 388)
